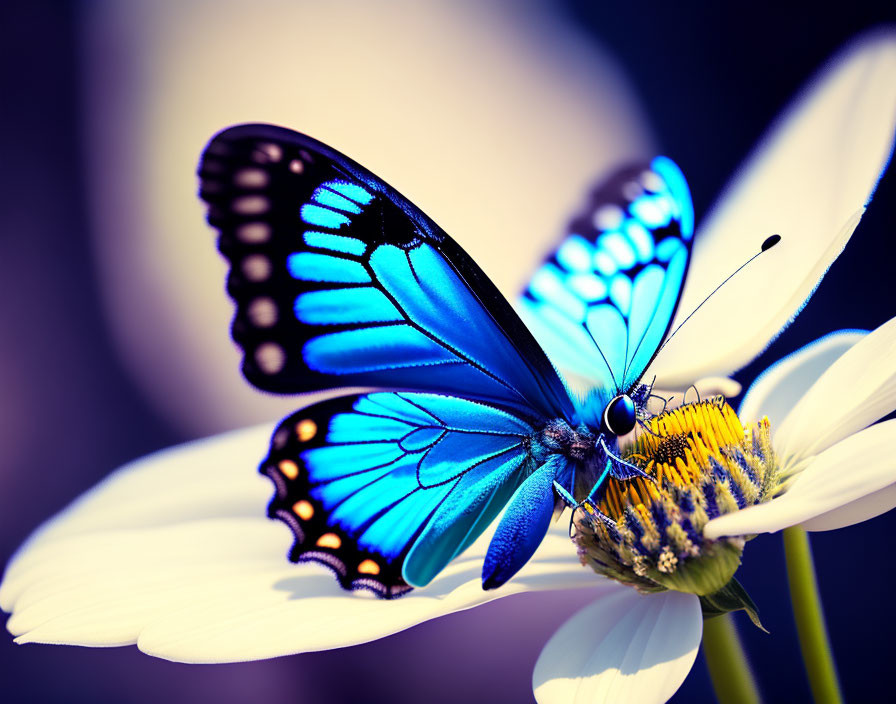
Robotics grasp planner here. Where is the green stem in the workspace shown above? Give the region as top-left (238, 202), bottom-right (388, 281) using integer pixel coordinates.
top-left (783, 527), bottom-right (843, 704)
top-left (702, 614), bottom-right (762, 704)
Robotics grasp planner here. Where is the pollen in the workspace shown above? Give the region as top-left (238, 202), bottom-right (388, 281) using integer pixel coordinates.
top-left (657, 546), bottom-right (678, 573)
top-left (573, 397), bottom-right (777, 596)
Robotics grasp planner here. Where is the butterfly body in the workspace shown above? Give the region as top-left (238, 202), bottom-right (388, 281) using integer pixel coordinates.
top-left (198, 124), bottom-right (694, 598)
top-left (536, 389), bottom-right (646, 479)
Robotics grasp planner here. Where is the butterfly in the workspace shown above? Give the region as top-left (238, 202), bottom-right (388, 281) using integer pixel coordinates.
top-left (197, 123), bottom-right (694, 598)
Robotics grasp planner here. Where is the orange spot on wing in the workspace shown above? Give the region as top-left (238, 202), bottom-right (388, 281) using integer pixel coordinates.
top-left (296, 419), bottom-right (317, 442)
top-left (293, 500), bottom-right (314, 520)
top-left (279, 460), bottom-right (299, 479)
top-left (357, 559), bottom-right (380, 575)
top-left (316, 533), bottom-right (341, 549)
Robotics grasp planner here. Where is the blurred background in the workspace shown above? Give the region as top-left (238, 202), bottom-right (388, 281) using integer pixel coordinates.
top-left (1, 1), bottom-right (895, 702)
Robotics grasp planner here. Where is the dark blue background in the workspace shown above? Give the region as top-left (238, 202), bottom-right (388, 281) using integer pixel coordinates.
top-left (1, 2), bottom-right (894, 702)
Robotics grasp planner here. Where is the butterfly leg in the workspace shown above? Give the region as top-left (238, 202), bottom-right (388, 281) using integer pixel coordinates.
top-left (598, 436), bottom-right (654, 483)
top-left (556, 436), bottom-right (656, 531)
top-left (552, 479), bottom-right (577, 508)
top-left (552, 477), bottom-right (616, 531)
top-left (647, 392), bottom-right (670, 416)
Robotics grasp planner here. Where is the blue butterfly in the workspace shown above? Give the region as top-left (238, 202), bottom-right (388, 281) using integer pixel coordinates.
top-left (198, 124), bottom-right (694, 598)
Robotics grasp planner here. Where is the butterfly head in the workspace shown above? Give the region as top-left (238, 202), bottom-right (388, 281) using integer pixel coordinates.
top-left (601, 394), bottom-right (636, 437)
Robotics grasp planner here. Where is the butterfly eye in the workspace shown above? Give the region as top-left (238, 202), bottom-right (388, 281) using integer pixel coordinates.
top-left (603, 394), bottom-right (636, 436)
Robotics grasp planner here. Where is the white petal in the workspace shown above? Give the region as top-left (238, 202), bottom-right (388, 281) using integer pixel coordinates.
top-left (2, 428), bottom-right (595, 662)
top-left (650, 30), bottom-right (896, 387)
top-left (775, 315), bottom-right (896, 461)
top-left (533, 590), bottom-right (701, 704)
top-left (705, 420), bottom-right (896, 537)
top-left (6, 521), bottom-right (593, 662)
top-left (2, 423), bottom-right (276, 571)
top-left (738, 330), bottom-right (865, 429)
top-left (801, 482), bottom-right (896, 531)
top-left (139, 528), bottom-right (590, 663)
top-left (1, 424), bottom-right (279, 612)
top-left (5, 519), bottom-right (290, 646)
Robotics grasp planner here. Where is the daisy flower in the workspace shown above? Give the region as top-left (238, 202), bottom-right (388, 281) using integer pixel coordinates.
top-left (546, 314), bottom-right (895, 702)
top-left (2, 27), bottom-right (895, 704)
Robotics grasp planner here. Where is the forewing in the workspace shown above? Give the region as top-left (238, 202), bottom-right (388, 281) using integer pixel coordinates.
top-left (261, 392), bottom-right (537, 598)
top-left (518, 157), bottom-right (694, 393)
top-left (198, 124), bottom-right (572, 420)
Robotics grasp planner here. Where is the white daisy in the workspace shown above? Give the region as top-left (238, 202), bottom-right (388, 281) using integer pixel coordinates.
top-left (540, 313), bottom-right (896, 703)
top-left (2, 27), bottom-right (895, 704)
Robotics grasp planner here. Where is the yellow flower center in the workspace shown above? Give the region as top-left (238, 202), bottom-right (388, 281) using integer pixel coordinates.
top-left (573, 397), bottom-right (776, 595)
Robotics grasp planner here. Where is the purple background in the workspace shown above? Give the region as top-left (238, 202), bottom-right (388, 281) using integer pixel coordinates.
top-left (2, 2), bottom-right (895, 702)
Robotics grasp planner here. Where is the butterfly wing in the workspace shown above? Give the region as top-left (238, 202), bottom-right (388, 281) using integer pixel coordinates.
top-left (262, 391), bottom-right (540, 598)
top-left (518, 157), bottom-right (694, 393)
top-left (198, 123), bottom-right (572, 420)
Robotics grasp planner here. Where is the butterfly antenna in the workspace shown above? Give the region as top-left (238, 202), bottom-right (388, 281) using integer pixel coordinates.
top-left (656, 234), bottom-right (782, 355)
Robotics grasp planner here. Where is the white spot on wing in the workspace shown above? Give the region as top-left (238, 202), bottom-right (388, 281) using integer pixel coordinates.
top-left (253, 142), bottom-right (283, 163)
top-left (234, 168), bottom-right (269, 188)
top-left (248, 298), bottom-right (278, 327)
top-left (640, 169), bottom-right (664, 192)
top-left (241, 255), bottom-right (272, 281)
top-left (237, 222), bottom-right (271, 243)
top-left (594, 204), bottom-right (624, 231)
top-left (255, 342), bottom-right (285, 374)
top-left (232, 195), bottom-right (269, 215)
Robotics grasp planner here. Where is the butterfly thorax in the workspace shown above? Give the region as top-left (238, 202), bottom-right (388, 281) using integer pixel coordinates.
top-left (536, 419), bottom-right (600, 463)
